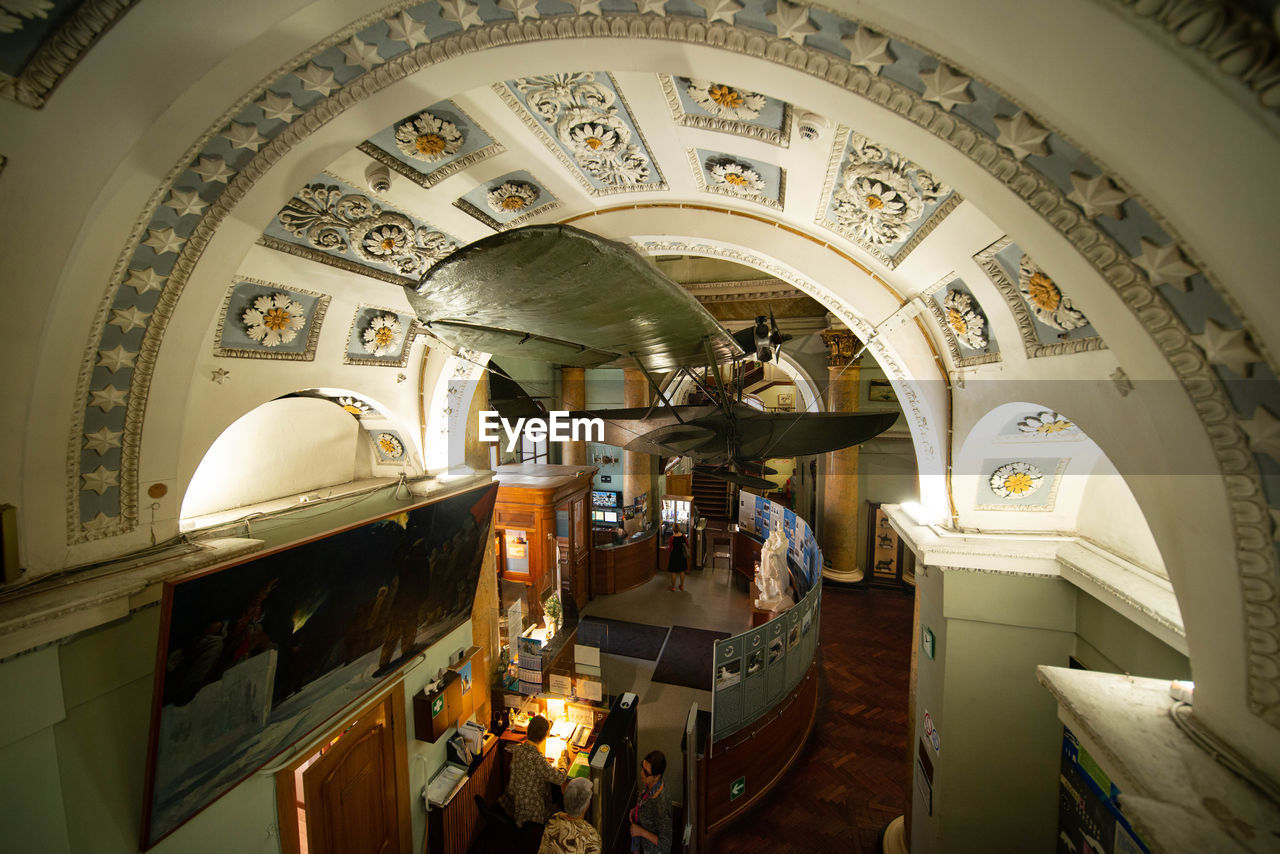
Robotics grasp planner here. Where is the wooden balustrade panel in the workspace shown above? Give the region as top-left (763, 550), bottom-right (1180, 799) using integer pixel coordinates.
top-left (700, 661), bottom-right (819, 839)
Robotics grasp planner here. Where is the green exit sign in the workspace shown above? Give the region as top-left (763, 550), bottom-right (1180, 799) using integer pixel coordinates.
top-left (729, 777), bottom-right (746, 801)
top-left (431, 695), bottom-right (444, 717)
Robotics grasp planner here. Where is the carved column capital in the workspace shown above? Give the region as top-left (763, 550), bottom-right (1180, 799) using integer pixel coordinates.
top-left (821, 329), bottom-right (863, 366)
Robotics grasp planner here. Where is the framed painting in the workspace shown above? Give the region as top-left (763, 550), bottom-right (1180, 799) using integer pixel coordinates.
top-left (140, 481), bottom-right (499, 848)
top-left (865, 501), bottom-right (905, 588)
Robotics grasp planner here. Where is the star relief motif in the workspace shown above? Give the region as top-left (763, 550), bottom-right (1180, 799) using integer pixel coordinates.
top-left (97, 345), bottom-right (136, 372)
top-left (81, 466), bottom-right (118, 495)
top-left (1192, 317), bottom-right (1260, 377)
top-left (636, 0), bottom-right (668, 14)
top-left (89, 384), bottom-right (127, 412)
top-left (191, 155), bottom-right (233, 184)
top-left (81, 513), bottom-right (117, 535)
top-left (165, 188), bottom-right (207, 217)
top-left (497, 0), bottom-right (541, 21)
top-left (694, 0), bottom-right (743, 24)
top-left (1240, 405), bottom-right (1280, 463)
top-left (295, 62), bottom-right (338, 95)
top-left (768, 0), bottom-right (817, 45)
top-left (84, 426), bottom-right (123, 454)
top-left (385, 11), bottom-right (429, 45)
top-left (211, 367), bottom-right (230, 384)
top-left (1136, 237), bottom-right (1197, 290)
top-left (842, 27), bottom-right (894, 75)
top-left (110, 306), bottom-right (151, 333)
top-left (258, 90), bottom-right (302, 122)
top-left (223, 121), bottom-right (266, 151)
top-left (994, 111), bottom-right (1050, 160)
top-left (125, 267), bottom-right (166, 295)
top-left (565, 0), bottom-right (602, 14)
top-left (919, 64), bottom-right (973, 112)
top-left (439, 0), bottom-right (483, 29)
top-left (143, 227), bottom-right (183, 255)
top-left (1068, 173), bottom-right (1127, 220)
top-left (339, 36), bottom-right (382, 71)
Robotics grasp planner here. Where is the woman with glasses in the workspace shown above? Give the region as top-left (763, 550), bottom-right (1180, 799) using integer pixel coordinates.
top-left (629, 750), bottom-right (672, 853)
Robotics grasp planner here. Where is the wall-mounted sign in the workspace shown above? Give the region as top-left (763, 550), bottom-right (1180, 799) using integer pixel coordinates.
top-left (729, 777), bottom-right (746, 801)
top-left (922, 625), bottom-right (935, 659)
top-left (924, 710), bottom-right (941, 753)
top-left (505, 529), bottom-right (528, 559)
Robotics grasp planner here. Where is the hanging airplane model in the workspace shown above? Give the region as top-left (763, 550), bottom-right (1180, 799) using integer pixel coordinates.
top-left (405, 224), bottom-right (898, 488)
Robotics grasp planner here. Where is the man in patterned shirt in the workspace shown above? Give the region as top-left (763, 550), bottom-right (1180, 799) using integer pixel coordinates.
top-left (500, 715), bottom-right (568, 834)
top-left (539, 777), bottom-right (600, 854)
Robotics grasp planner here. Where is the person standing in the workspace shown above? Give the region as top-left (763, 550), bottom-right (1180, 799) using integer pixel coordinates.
top-left (629, 750), bottom-right (672, 853)
top-left (666, 525), bottom-right (688, 591)
top-left (538, 777), bottom-right (601, 854)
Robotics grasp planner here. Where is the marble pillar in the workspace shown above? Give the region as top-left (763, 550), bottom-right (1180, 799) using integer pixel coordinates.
top-left (561, 366), bottom-right (586, 467)
top-left (820, 329), bottom-right (863, 579)
top-left (622, 368), bottom-right (654, 532)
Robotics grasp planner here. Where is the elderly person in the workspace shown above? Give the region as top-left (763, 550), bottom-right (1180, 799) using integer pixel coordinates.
top-left (629, 750), bottom-right (672, 853)
top-left (538, 777), bottom-right (600, 854)
top-left (500, 714), bottom-right (568, 838)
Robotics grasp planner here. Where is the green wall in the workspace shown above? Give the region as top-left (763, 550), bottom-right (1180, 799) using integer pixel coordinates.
top-left (0, 543), bottom-right (476, 853)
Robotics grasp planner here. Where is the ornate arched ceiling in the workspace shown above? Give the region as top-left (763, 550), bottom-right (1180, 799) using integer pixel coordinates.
top-left (3, 0), bottom-right (1279, 770)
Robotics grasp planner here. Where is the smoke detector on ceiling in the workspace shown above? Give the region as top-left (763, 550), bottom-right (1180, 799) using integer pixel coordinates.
top-left (795, 111), bottom-right (829, 142)
top-left (365, 162), bottom-right (392, 194)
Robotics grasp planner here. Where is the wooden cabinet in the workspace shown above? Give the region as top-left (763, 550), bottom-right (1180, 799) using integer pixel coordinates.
top-left (414, 646), bottom-right (487, 743)
top-left (865, 501), bottom-right (907, 588)
top-left (494, 464), bottom-right (597, 616)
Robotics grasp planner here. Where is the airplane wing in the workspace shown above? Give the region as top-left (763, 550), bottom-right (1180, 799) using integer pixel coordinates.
top-left (405, 224), bottom-right (743, 371)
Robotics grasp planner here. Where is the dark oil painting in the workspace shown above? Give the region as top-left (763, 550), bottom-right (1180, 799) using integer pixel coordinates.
top-left (141, 482), bottom-right (498, 847)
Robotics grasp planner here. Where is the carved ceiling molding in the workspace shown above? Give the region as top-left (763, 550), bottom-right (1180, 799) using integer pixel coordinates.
top-left (356, 139), bottom-right (505, 190)
top-left (658, 74), bottom-right (793, 146)
top-left (1100, 0), bottom-right (1280, 126)
top-left (685, 148), bottom-right (785, 211)
top-left (63, 7), bottom-right (1278, 723)
top-left (257, 235), bottom-right (415, 286)
top-left (973, 237), bottom-right (1108, 359)
top-left (452, 196), bottom-right (562, 232)
top-left (0, 0), bottom-right (140, 108)
top-left (924, 271), bottom-right (1001, 369)
top-left (211, 278), bottom-right (329, 361)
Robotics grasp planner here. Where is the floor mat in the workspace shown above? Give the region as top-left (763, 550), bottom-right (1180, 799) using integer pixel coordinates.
top-left (577, 617), bottom-right (671, 661)
top-left (649, 625), bottom-right (732, 691)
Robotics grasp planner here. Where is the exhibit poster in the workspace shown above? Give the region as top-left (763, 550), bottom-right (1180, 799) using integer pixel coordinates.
top-left (1057, 727), bottom-right (1148, 854)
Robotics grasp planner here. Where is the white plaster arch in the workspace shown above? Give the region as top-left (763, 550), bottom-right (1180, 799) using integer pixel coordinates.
top-left (4, 0), bottom-right (1274, 771)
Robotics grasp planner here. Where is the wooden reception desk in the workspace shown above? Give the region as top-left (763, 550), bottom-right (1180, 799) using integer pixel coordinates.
top-left (591, 527), bottom-right (658, 594)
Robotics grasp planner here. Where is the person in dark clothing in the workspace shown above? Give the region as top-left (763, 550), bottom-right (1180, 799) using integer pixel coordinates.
top-left (666, 525), bottom-right (688, 591)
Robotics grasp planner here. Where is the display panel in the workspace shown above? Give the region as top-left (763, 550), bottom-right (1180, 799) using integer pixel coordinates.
top-left (591, 489), bottom-right (620, 509)
top-left (141, 482), bottom-right (499, 848)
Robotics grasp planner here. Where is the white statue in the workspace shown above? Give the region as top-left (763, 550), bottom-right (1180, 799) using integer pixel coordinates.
top-left (755, 529), bottom-right (795, 612)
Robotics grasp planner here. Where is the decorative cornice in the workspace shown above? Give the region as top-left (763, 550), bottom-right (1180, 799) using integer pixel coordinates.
top-left (63, 7), bottom-right (1278, 725)
top-left (355, 139), bottom-right (505, 191)
top-left (0, 0), bottom-right (140, 108)
top-left (974, 237), bottom-right (1109, 358)
top-left (659, 74), bottom-right (793, 147)
top-left (1098, 0), bottom-right (1280, 127)
top-left (257, 235), bottom-right (415, 287)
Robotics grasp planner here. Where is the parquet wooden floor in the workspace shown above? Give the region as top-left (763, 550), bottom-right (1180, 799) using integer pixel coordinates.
top-left (710, 585), bottom-right (915, 854)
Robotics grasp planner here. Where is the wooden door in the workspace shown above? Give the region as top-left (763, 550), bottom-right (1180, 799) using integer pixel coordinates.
top-left (571, 492), bottom-right (590, 610)
top-left (303, 703), bottom-right (398, 854)
top-left (278, 688), bottom-right (411, 854)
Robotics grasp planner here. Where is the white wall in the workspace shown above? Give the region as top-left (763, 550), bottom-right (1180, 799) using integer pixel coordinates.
top-left (181, 398), bottom-right (365, 518)
top-left (1073, 458), bottom-right (1166, 576)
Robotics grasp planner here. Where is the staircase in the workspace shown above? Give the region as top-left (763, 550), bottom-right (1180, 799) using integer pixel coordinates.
top-left (692, 471), bottom-right (734, 521)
